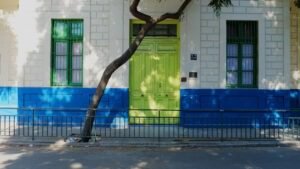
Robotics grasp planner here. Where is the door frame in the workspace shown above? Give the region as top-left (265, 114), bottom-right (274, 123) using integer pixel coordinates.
top-left (130, 19), bottom-right (181, 39)
top-left (129, 19), bottom-right (181, 111)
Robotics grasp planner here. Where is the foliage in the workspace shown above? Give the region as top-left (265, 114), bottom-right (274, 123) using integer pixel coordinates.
top-left (208, 0), bottom-right (232, 15)
top-left (156, 0), bottom-right (232, 15)
top-left (295, 0), bottom-right (300, 8)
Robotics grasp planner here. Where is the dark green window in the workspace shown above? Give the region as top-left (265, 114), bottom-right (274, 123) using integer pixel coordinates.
top-left (226, 21), bottom-right (258, 88)
top-left (51, 19), bottom-right (83, 86)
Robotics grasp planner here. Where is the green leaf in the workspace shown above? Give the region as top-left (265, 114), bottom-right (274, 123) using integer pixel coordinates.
top-left (208, 0), bottom-right (233, 16)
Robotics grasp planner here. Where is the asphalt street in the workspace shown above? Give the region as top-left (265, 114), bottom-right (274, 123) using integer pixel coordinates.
top-left (0, 145), bottom-right (299, 169)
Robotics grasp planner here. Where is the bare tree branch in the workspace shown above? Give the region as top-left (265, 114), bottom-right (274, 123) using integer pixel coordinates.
top-left (80, 0), bottom-right (192, 142)
top-left (130, 0), bottom-right (152, 22)
top-left (156, 0), bottom-right (191, 23)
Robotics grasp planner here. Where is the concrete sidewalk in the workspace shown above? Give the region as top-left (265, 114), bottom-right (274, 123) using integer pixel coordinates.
top-left (0, 146), bottom-right (300, 169)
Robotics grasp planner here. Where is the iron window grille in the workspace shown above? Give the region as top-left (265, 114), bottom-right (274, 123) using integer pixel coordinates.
top-left (132, 24), bottom-right (177, 37)
top-left (226, 21), bottom-right (258, 88)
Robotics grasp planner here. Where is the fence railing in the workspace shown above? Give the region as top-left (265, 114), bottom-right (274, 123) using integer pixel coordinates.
top-left (0, 107), bottom-right (299, 141)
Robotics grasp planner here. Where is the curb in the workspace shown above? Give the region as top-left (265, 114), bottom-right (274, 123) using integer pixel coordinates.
top-left (1, 139), bottom-right (299, 149)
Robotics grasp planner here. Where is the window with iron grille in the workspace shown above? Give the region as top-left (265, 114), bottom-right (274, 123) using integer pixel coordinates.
top-left (51, 19), bottom-right (83, 86)
top-left (226, 21), bottom-right (258, 88)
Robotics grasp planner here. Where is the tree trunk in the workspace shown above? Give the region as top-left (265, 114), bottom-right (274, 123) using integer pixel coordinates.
top-left (80, 23), bottom-right (155, 142)
top-left (80, 0), bottom-right (192, 142)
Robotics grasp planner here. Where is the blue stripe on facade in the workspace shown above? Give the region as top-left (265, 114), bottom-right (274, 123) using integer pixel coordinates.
top-left (180, 89), bottom-right (298, 109)
top-left (180, 89), bottom-right (300, 127)
top-left (0, 87), bottom-right (18, 115)
top-left (0, 87), bottom-right (300, 128)
top-left (0, 87), bottom-right (129, 128)
top-left (17, 87), bottom-right (128, 109)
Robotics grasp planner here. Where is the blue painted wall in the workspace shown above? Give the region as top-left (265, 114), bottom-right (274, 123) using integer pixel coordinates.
top-left (0, 87), bottom-right (129, 127)
top-left (0, 87), bottom-right (18, 115)
top-left (0, 87), bottom-right (300, 128)
top-left (180, 89), bottom-right (300, 127)
top-left (180, 89), bottom-right (296, 110)
top-left (17, 87), bottom-right (128, 109)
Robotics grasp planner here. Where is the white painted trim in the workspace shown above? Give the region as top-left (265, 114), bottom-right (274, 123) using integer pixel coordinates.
top-left (284, 0), bottom-right (291, 89)
top-left (180, 5), bottom-right (188, 89)
top-left (0, 54), bottom-right (1, 75)
top-left (123, 0), bottom-right (130, 89)
top-left (220, 14), bottom-right (265, 89)
top-left (123, 0), bottom-right (130, 48)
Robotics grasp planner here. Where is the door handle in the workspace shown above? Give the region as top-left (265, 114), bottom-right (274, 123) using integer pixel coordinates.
top-left (141, 94), bottom-right (144, 97)
top-left (165, 94), bottom-right (168, 97)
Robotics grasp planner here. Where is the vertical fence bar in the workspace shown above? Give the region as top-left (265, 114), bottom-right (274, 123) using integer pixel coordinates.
top-left (292, 118), bottom-right (295, 139)
top-left (282, 112), bottom-right (285, 140)
top-left (65, 116), bottom-right (68, 137)
top-left (296, 119), bottom-right (300, 139)
top-left (4, 116), bottom-right (6, 136)
top-left (158, 110), bottom-right (161, 142)
top-left (8, 116), bottom-right (11, 136)
top-left (0, 108), bottom-right (299, 142)
top-left (70, 116), bottom-right (73, 135)
top-left (221, 110), bottom-right (224, 141)
top-left (13, 116), bottom-right (15, 136)
top-left (32, 109), bottom-right (35, 141)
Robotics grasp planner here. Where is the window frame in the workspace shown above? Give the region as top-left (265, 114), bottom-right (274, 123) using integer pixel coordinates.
top-left (130, 19), bottom-right (180, 39)
top-left (226, 21), bottom-right (258, 89)
top-left (51, 19), bottom-right (84, 87)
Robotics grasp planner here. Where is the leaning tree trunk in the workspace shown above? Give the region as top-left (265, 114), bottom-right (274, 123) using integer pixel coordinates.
top-left (80, 23), bottom-right (155, 142)
top-left (80, 0), bottom-right (192, 142)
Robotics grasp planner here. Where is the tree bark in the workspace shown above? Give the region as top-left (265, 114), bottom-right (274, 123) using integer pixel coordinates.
top-left (80, 22), bottom-right (154, 142)
top-left (80, 0), bottom-right (191, 142)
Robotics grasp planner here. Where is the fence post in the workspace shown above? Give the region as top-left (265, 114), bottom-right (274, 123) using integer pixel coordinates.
top-left (221, 109), bottom-right (224, 142)
top-left (282, 111), bottom-right (285, 141)
top-left (158, 110), bottom-right (161, 142)
top-left (32, 108), bottom-right (35, 141)
top-left (296, 119), bottom-right (300, 140)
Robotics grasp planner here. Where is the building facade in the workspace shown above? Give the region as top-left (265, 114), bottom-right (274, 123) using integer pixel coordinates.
top-left (0, 0), bottom-right (299, 123)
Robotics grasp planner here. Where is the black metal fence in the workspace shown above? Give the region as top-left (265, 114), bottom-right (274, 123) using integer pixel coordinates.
top-left (0, 107), bottom-right (299, 141)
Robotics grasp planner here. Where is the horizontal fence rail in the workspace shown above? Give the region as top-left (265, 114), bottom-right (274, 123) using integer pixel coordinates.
top-left (0, 107), bottom-right (299, 142)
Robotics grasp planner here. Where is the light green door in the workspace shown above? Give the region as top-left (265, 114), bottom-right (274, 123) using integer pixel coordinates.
top-left (129, 38), bottom-right (180, 124)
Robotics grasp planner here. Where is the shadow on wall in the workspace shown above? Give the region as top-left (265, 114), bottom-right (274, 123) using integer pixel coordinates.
top-left (0, 0), bottom-right (131, 128)
top-left (15, 87), bottom-right (129, 128)
top-left (0, 0), bottom-right (300, 128)
top-left (0, 7), bottom-right (18, 86)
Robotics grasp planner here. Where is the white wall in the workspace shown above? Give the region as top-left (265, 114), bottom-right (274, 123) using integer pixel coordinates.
top-left (0, 1), bottom-right (18, 86)
top-left (0, 15), bottom-right (18, 86)
top-left (125, 0), bottom-right (202, 89)
top-left (200, 0), bottom-right (289, 89)
top-left (0, 0), bottom-right (292, 90)
top-left (125, 0), bottom-right (290, 89)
